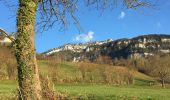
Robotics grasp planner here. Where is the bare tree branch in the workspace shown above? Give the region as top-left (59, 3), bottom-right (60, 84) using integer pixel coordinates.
top-left (36, 0), bottom-right (154, 33)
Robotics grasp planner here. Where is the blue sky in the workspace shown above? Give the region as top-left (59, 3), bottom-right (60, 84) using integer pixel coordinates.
top-left (0, 0), bottom-right (170, 53)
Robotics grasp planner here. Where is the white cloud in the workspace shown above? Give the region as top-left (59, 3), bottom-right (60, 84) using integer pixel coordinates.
top-left (74, 31), bottom-right (94, 42)
top-left (118, 11), bottom-right (126, 19)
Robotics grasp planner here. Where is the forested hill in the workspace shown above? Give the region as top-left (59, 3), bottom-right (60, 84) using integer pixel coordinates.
top-left (43, 34), bottom-right (170, 61)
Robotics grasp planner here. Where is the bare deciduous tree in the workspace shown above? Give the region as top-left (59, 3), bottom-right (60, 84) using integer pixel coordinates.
top-left (1, 0), bottom-right (154, 99)
top-left (147, 55), bottom-right (170, 88)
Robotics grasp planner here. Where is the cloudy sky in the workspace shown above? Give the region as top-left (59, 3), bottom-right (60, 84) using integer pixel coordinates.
top-left (0, 0), bottom-right (170, 53)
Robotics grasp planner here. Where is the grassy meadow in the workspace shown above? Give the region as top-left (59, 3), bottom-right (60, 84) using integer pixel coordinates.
top-left (1, 80), bottom-right (170, 100)
top-left (55, 84), bottom-right (170, 100)
top-left (0, 60), bottom-right (170, 100)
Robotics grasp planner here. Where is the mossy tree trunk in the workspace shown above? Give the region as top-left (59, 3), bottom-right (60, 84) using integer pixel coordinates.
top-left (15, 0), bottom-right (41, 99)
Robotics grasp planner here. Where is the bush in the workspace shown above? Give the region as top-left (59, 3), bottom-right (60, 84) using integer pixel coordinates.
top-left (0, 45), bottom-right (17, 80)
top-left (77, 62), bottom-right (134, 85)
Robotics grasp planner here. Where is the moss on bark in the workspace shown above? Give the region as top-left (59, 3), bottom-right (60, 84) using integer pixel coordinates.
top-left (15, 0), bottom-right (41, 99)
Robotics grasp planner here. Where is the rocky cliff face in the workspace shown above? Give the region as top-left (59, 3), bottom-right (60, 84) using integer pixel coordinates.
top-left (43, 34), bottom-right (170, 61)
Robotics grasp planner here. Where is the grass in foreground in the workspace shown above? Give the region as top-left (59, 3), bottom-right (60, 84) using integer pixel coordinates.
top-left (0, 80), bottom-right (17, 100)
top-left (55, 84), bottom-right (170, 100)
top-left (1, 80), bottom-right (170, 100)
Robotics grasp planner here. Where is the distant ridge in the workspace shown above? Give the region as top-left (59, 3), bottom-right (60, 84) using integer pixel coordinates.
top-left (43, 34), bottom-right (170, 61)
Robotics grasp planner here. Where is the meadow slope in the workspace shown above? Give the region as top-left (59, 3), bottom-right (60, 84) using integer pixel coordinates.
top-left (1, 61), bottom-right (170, 100)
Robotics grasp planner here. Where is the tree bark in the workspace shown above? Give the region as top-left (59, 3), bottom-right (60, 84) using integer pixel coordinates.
top-left (15, 0), bottom-right (41, 99)
top-left (161, 79), bottom-right (165, 88)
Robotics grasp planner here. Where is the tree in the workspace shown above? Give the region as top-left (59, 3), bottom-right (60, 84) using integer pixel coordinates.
top-left (148, 55), bottom-right (170, 88)
top-left (2, 0), bottom-right (153, 99)
top-left (15, 1), bottom-right (42, 99)
top-left (95, 55), bottom-right (113, 65)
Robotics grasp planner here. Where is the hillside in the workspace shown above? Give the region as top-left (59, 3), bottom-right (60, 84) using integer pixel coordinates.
top-left (1, 60), bottom-right (170, 100)
top-left (1, 43), bottom-right (170, 100)
top-left (43, 34), bottom-right (170, 61)
top-left (38, 60), bottom-right (156, 85)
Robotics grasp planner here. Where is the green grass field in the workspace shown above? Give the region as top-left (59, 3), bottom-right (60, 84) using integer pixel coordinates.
top-left (55, 84), bottom-right (170, 100)
top-left (0, 80), bottom-right (17, 100)
top-left (0, 80), bottom-right (170, 100)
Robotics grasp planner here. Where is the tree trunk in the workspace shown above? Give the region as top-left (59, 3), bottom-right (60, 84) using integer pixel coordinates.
top-left (161, 79), bottom-right (165, 88)
top-left (15, 0), bottom-right (41, 99)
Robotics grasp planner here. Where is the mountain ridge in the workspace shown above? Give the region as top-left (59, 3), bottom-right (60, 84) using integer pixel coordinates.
top-left (43, 34), bottom-right (170, 61)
